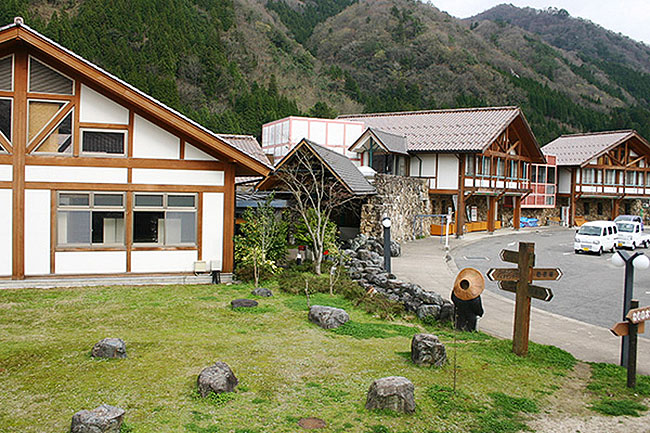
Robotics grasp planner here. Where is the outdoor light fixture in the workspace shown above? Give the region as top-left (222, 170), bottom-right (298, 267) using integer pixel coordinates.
top-left (613, 249), bottom-right (649, 366)
top-left (382, 217), bottom-right (392, 274)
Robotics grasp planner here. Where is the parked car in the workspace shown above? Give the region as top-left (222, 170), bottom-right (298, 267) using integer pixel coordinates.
top-left (574, 220), bottom-right (618, 255)
top-left (615, 221), bottom-right (650, 249)
top-left (614, 215), bottom-right (644, 230)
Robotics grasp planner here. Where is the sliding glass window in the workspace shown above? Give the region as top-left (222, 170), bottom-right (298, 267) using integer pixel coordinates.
top-left (57, 192), bottom-right (125, 247)
top-left (133, 193), bottom-right (197, 246)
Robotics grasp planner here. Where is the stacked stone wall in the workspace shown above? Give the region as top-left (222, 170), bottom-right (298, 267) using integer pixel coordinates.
top-left (360, 175), bottom-right (431, 243)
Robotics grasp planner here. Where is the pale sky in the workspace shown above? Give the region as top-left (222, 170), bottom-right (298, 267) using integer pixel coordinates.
top-left (427, 1), bottom-right (650, 45)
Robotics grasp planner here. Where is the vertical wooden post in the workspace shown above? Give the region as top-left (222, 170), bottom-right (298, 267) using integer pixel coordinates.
top-left (570, 168), bottom-right (577, 227)
top-left (612, 199), bottom-right (620, 220)
top-left (222, 162), bottom-right (235, 273)
top-left (627, 299), bottom-right (639, 388)
top-left (12, 50), bottom-right (27, 280)
top-left (456, 156), bottom-right (466, 238)
top-left (513, 242), bottom-right (534, 356)
top-left (487, 196), bottom-right (496, 233)
top-left (513, 196), bottom-right (521, 230)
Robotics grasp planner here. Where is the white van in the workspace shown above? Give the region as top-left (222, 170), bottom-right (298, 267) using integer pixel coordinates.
top-left (615, 221), bottom-right (650, 249)
top-left (574, 221), bottom-right (618, 255)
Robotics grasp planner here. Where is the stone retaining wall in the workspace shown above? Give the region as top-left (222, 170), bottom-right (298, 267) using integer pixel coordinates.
top-left (360, 174), bottom-right (432, 243)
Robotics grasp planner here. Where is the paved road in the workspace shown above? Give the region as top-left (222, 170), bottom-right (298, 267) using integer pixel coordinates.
top-left (453, 227), bottom-right (650, 334)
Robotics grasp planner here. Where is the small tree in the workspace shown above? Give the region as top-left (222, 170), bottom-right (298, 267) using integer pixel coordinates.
top-left (234, 197), bottom-right (288, 287)
top-left (276, 146), bottom-right (357, 275)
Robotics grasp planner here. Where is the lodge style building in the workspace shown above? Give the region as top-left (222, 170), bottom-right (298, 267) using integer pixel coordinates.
top-left (0, 19), bottom-right (270, 281)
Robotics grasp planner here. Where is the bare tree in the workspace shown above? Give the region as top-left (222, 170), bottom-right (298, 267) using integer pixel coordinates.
top-left (275, 146), bottom-right (357, 275)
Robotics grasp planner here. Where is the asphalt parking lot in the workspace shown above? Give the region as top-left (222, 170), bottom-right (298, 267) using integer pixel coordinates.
top-left (452, 227), bottom-right (650, 334)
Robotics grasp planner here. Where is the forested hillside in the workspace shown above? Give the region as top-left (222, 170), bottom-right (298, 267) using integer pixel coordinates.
top-left (2, 0), bottom-right (650, 145)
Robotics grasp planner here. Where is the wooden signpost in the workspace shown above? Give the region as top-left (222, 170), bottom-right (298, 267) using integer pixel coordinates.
top-left (487, 242), bottom-right (562, 356)
top-left (611, 300), bottom-right (649, 388)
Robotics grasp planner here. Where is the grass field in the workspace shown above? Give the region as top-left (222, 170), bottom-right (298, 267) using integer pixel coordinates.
top-left (0, 282), bottom-right (577, 433)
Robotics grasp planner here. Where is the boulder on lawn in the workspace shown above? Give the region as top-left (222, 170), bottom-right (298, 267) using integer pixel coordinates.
top-left (308, 305), bottom-right (350, 329)
top-left (365, 376), bottom-right (415, 413)
top-left (91, 338), bottom-right (127, 359)
top-left (416, 304), bottom-right (441, 322)
top-left (197, 361), bottom-right (238, 397)
top-left (251, 288), bottom-right (273, 297)
top-left (411, 333), bottom-right (446, 367)
top-left (70, 404), bottom-right (125, 433)
top-left (230, 299), bottom-right (258, 308)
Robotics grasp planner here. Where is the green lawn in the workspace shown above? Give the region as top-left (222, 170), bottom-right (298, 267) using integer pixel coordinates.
top-left (0, 283), bottom-right (575, 433)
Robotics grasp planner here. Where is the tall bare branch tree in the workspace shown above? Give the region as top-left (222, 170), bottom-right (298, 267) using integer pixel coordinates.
top-left (275, 146), bottom-right (357, 275)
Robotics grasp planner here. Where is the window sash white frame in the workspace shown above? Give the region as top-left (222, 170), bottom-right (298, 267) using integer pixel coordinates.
top-left (133, 192), bottom-right (198, 247)
top-left (27, 55), bottom-right (76, 96)
top-left (80, 128), bottom-right (128, 157)
top-left (56, 191), bottom-right (126, 248)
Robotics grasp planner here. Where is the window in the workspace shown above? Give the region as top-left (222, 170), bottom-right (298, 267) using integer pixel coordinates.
top-left (0, 55), bottom-right (12, 91)
top-left (81, 130), bottom-right (126, 155)
top-left (509, 160), bottom-right (518, 179)
top-left (28, 100), bottom-right (65, 144)
top-left (522, 163), bottom-right (529, 180)
top-left (583, 168), bottom-right (595, 184)
top-left (57, 192), bottom-right (125, 246)
top-left (547, 167), bottom-right (556, 183)
top-left (481, 157), bottom-right (491, 176)
top-left (29, 57), bottom-right (73, 95)
top-left (626, 171), bottom-right (637, 186)
top-left (531, 166), bottom-right (537, 182)
top-left (537, 167), bottom-right (547, 183)
top-left (0, 98), bottom-right (11, 145)
top-left (133, 193), bottom-right (196, 246)
top-left (496, 158), bottom-right (505, 178)
top-left (465, 155), bottom-right (475, 176)
top-left (605, 170), bottom-right (616, 185)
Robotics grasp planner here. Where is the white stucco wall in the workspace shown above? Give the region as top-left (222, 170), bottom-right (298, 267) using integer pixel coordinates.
top-left (202, 192), bottom-right (224, 269)
top-left (437, 154), bottom-right (459, 189)
top-left (131, 168), bottom-right (224, 186)
top-left (24, 189), bottom-right (50, 275)
top-left (0, 164), bottom-right (12, 182)
top-left (55, 251), bottom-right (127, 274)
top-left (133, 114), bottom-right (180, 159)
top-left (25, 165), bottom-right (128, 184)
top-left (79, 84), bottom-right (129, 125)
top-left (0, 189), bottom-right (11, 276)
top-left (558, 168), bottom-right (572, 194)
top-left (131, 250), bottom-right (198, 273)
top-left (185, 143), bottom-right (217, 161)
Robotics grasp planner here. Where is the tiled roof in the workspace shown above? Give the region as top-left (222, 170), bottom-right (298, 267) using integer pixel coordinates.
top-left (339, 106), bottom-right (522, 153)
top-left (218, 134), bottom-right (270, 168)
top-left (307, 140), bottom-right (376, 195)
top-left (542, 131), bottom-right (639, 166)
top-left (370, 128), bottom-right (409, 155)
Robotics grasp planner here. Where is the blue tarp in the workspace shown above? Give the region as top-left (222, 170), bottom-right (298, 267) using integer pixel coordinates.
top-left (520, 217), bottom-right (538, 227)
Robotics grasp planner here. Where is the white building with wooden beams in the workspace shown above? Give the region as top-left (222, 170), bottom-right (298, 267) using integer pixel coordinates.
top-left (542, 130), bottom-right (650, 226)
top-left (342, 107), bottom-right (545, 236)
top-left (0, 19), bottom-right (271, 281)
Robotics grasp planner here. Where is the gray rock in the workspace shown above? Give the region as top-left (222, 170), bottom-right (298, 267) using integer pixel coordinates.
top-left (356, 249), bottom-right (372, 261)
top-left (197, 361), bottom-right (238, 397)
top-left (231, 299), bottom-right (258, 308)
top-left (439, 302), bottom-right (454, 322)
top-left (416, 304), bottom-right (441, 321)
top-left (308, 305), bottom-right (350, 329)
top-left (390, 241), bottom-right (401, 257)
top-left (417, 291), bottom-right (444, 306)
top-left (70, 404), bottom-right (125, 433)
top-left (388, 294), bottom-right (400, 302)
top-left (365, 376), bottom-right (415, 413)
top-left (251, 288), bottom-right (273, 297)
top-left (91, 338), bottom-right (127, 359)
top-left (411, 333), bottom-right (447, 367)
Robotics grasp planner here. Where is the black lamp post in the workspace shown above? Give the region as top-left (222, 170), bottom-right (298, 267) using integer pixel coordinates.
top-left (612, 249), bottom-right (650, 366)
top-left (382, 217), bottom-right (392, 274)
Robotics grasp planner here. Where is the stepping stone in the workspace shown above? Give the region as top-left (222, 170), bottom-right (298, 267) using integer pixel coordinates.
top-left (251, 287), bottom-right (273, 297)
top-left (70, 404), bottom-right (125, 433)
top-left (91, 338), bottom-right (127, 359)
top-left (411, 333), bottom-right (446, 367)
top-left (231, 299), bottom-right (258, 308)
top-left (298, 417), bottom-right (327, 429)
top-left (197, 361), bottom-right (238, 397)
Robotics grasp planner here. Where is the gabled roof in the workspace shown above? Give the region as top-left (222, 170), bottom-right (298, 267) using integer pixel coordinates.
top-left (542, 130), bottom-right (650, 166)
top-left (257, 139), bottom-right (376, 196)
top-left (349, 127), bottom-right (409, 155)
top-left (340, 106), bottom-right (542, 158)
top-left (217, 134), bottom-right (270, 167)
top-left (0, 19), bottom-right (271, 175)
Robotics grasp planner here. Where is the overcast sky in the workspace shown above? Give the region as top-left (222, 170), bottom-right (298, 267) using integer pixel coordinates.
top-left (427, 1), bottom-right (650, 45)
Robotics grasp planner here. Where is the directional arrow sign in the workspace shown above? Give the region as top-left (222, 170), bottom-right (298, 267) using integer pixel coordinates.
top-left (626, 306), bottom-right (650, 324)
top-left (497, 281), bottom-right (554, 302)
top-left (487, 268), bottom-right (519, 281)
top-left (499, 249), bottom-right (535, 266)
top-left (610, 321), bottom-right (645, 336)
top-left (531, 268), bottom-right (563, 281)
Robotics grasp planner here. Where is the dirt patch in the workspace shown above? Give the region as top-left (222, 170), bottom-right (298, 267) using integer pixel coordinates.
top-left (528, 362), bottom-right (650, 432)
